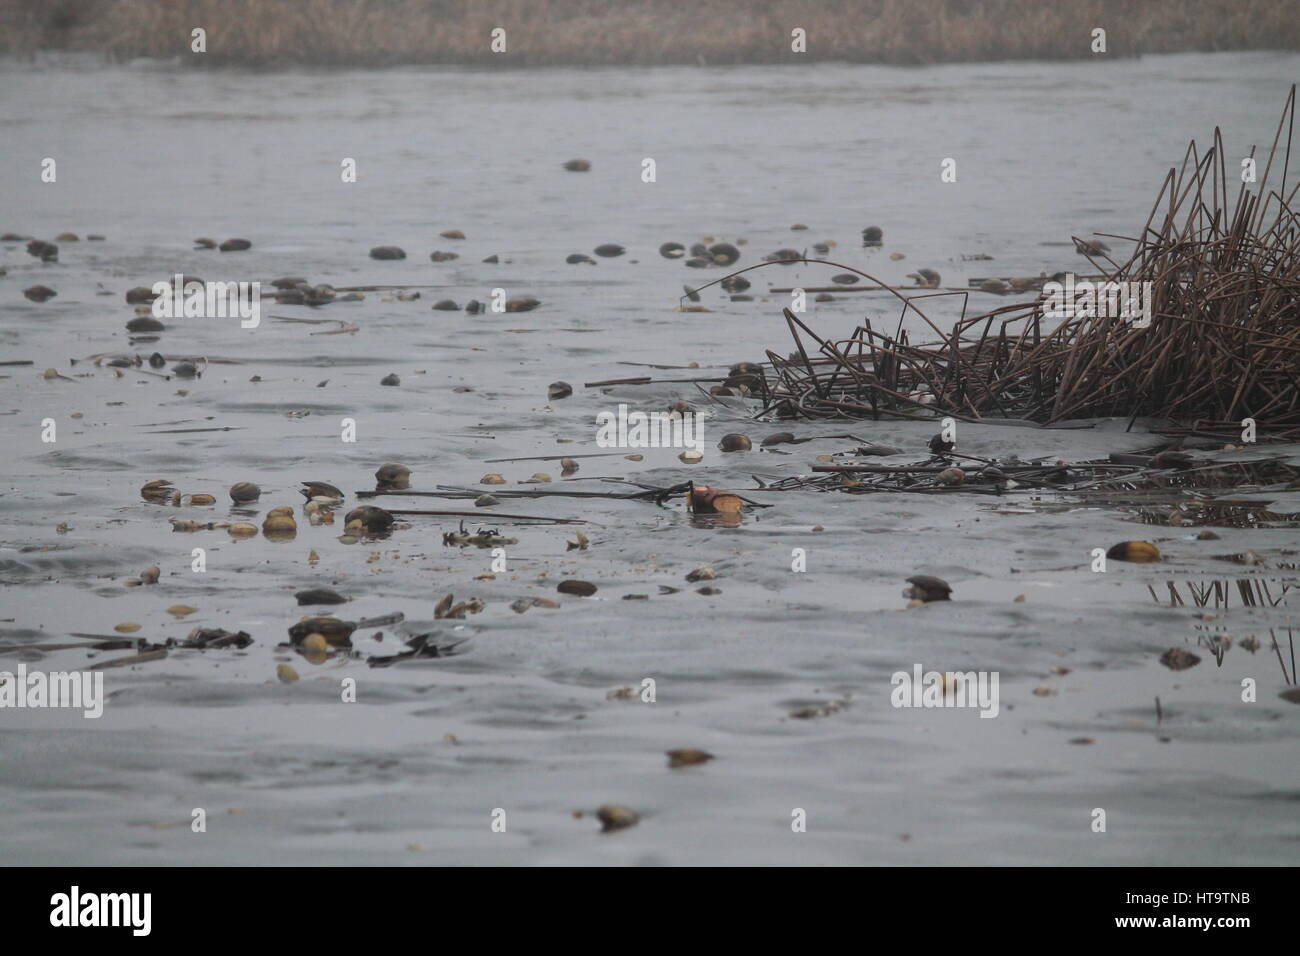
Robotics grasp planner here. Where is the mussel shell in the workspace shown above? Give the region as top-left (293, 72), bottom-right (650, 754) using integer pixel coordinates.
top-left (300, 481), bottom-right (343, 500)
top-left (229, 481), bottom-right (261, 502)
top-left (289, 616), bottom-right (356, 646)
top-left (344, 505), bottom-right (394, 533)
top-left (295, 588), bottom-right (349, 606)
top-left (375, 463), bottom-right (411, 486)
top-left (905, 574), bottom-right (952, 600)
top-left (708, 243), bottom-right (740, 265)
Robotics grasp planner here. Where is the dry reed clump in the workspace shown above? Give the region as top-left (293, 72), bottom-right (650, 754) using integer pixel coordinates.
top-left (1, 0), bottom-right (1298, 66)
top-left (749, 89), bottom-right (1300, 432)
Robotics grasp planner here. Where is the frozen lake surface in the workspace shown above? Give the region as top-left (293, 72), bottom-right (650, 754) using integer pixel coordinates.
top-left (1, 52), bottom-right (1298, 865)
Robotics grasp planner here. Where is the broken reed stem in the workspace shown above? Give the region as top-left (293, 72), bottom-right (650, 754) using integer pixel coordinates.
top-left (383, 509), bottom-right (588, 523)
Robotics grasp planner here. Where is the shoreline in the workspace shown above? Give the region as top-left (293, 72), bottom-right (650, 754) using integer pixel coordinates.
top-left (3, 0), bottom-right (1298, 69)
top-left (6, 48), bottom-right (1299, 74)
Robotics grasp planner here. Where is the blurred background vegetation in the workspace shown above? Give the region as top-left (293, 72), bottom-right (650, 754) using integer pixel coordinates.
top-left (2, 0), bottom-right (1297, 67)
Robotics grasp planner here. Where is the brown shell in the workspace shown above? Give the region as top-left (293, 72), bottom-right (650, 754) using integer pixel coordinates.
top-left (688, 485), bottom-right (744, 515)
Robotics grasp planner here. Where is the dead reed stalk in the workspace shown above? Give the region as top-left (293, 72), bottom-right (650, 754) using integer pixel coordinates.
top-left (752, 88), bottom-right (1300, 428)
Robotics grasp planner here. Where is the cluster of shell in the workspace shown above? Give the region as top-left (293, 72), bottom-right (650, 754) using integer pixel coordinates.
top-left (139, 465), bottom-right (414, 541)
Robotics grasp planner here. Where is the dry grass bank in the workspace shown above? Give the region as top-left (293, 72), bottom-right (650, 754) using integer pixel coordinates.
top-left (2, 0), bottom-right (1298, 67)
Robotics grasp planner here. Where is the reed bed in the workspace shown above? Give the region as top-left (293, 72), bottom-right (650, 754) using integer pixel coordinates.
top-left (2, 0), bottom-right (1298, 66)
top-left (750, 88), bottom-right (1300, 429)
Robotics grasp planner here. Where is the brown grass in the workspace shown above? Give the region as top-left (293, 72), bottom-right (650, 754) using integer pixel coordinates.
top-left (1, 0), bottom-right (1297, 67)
